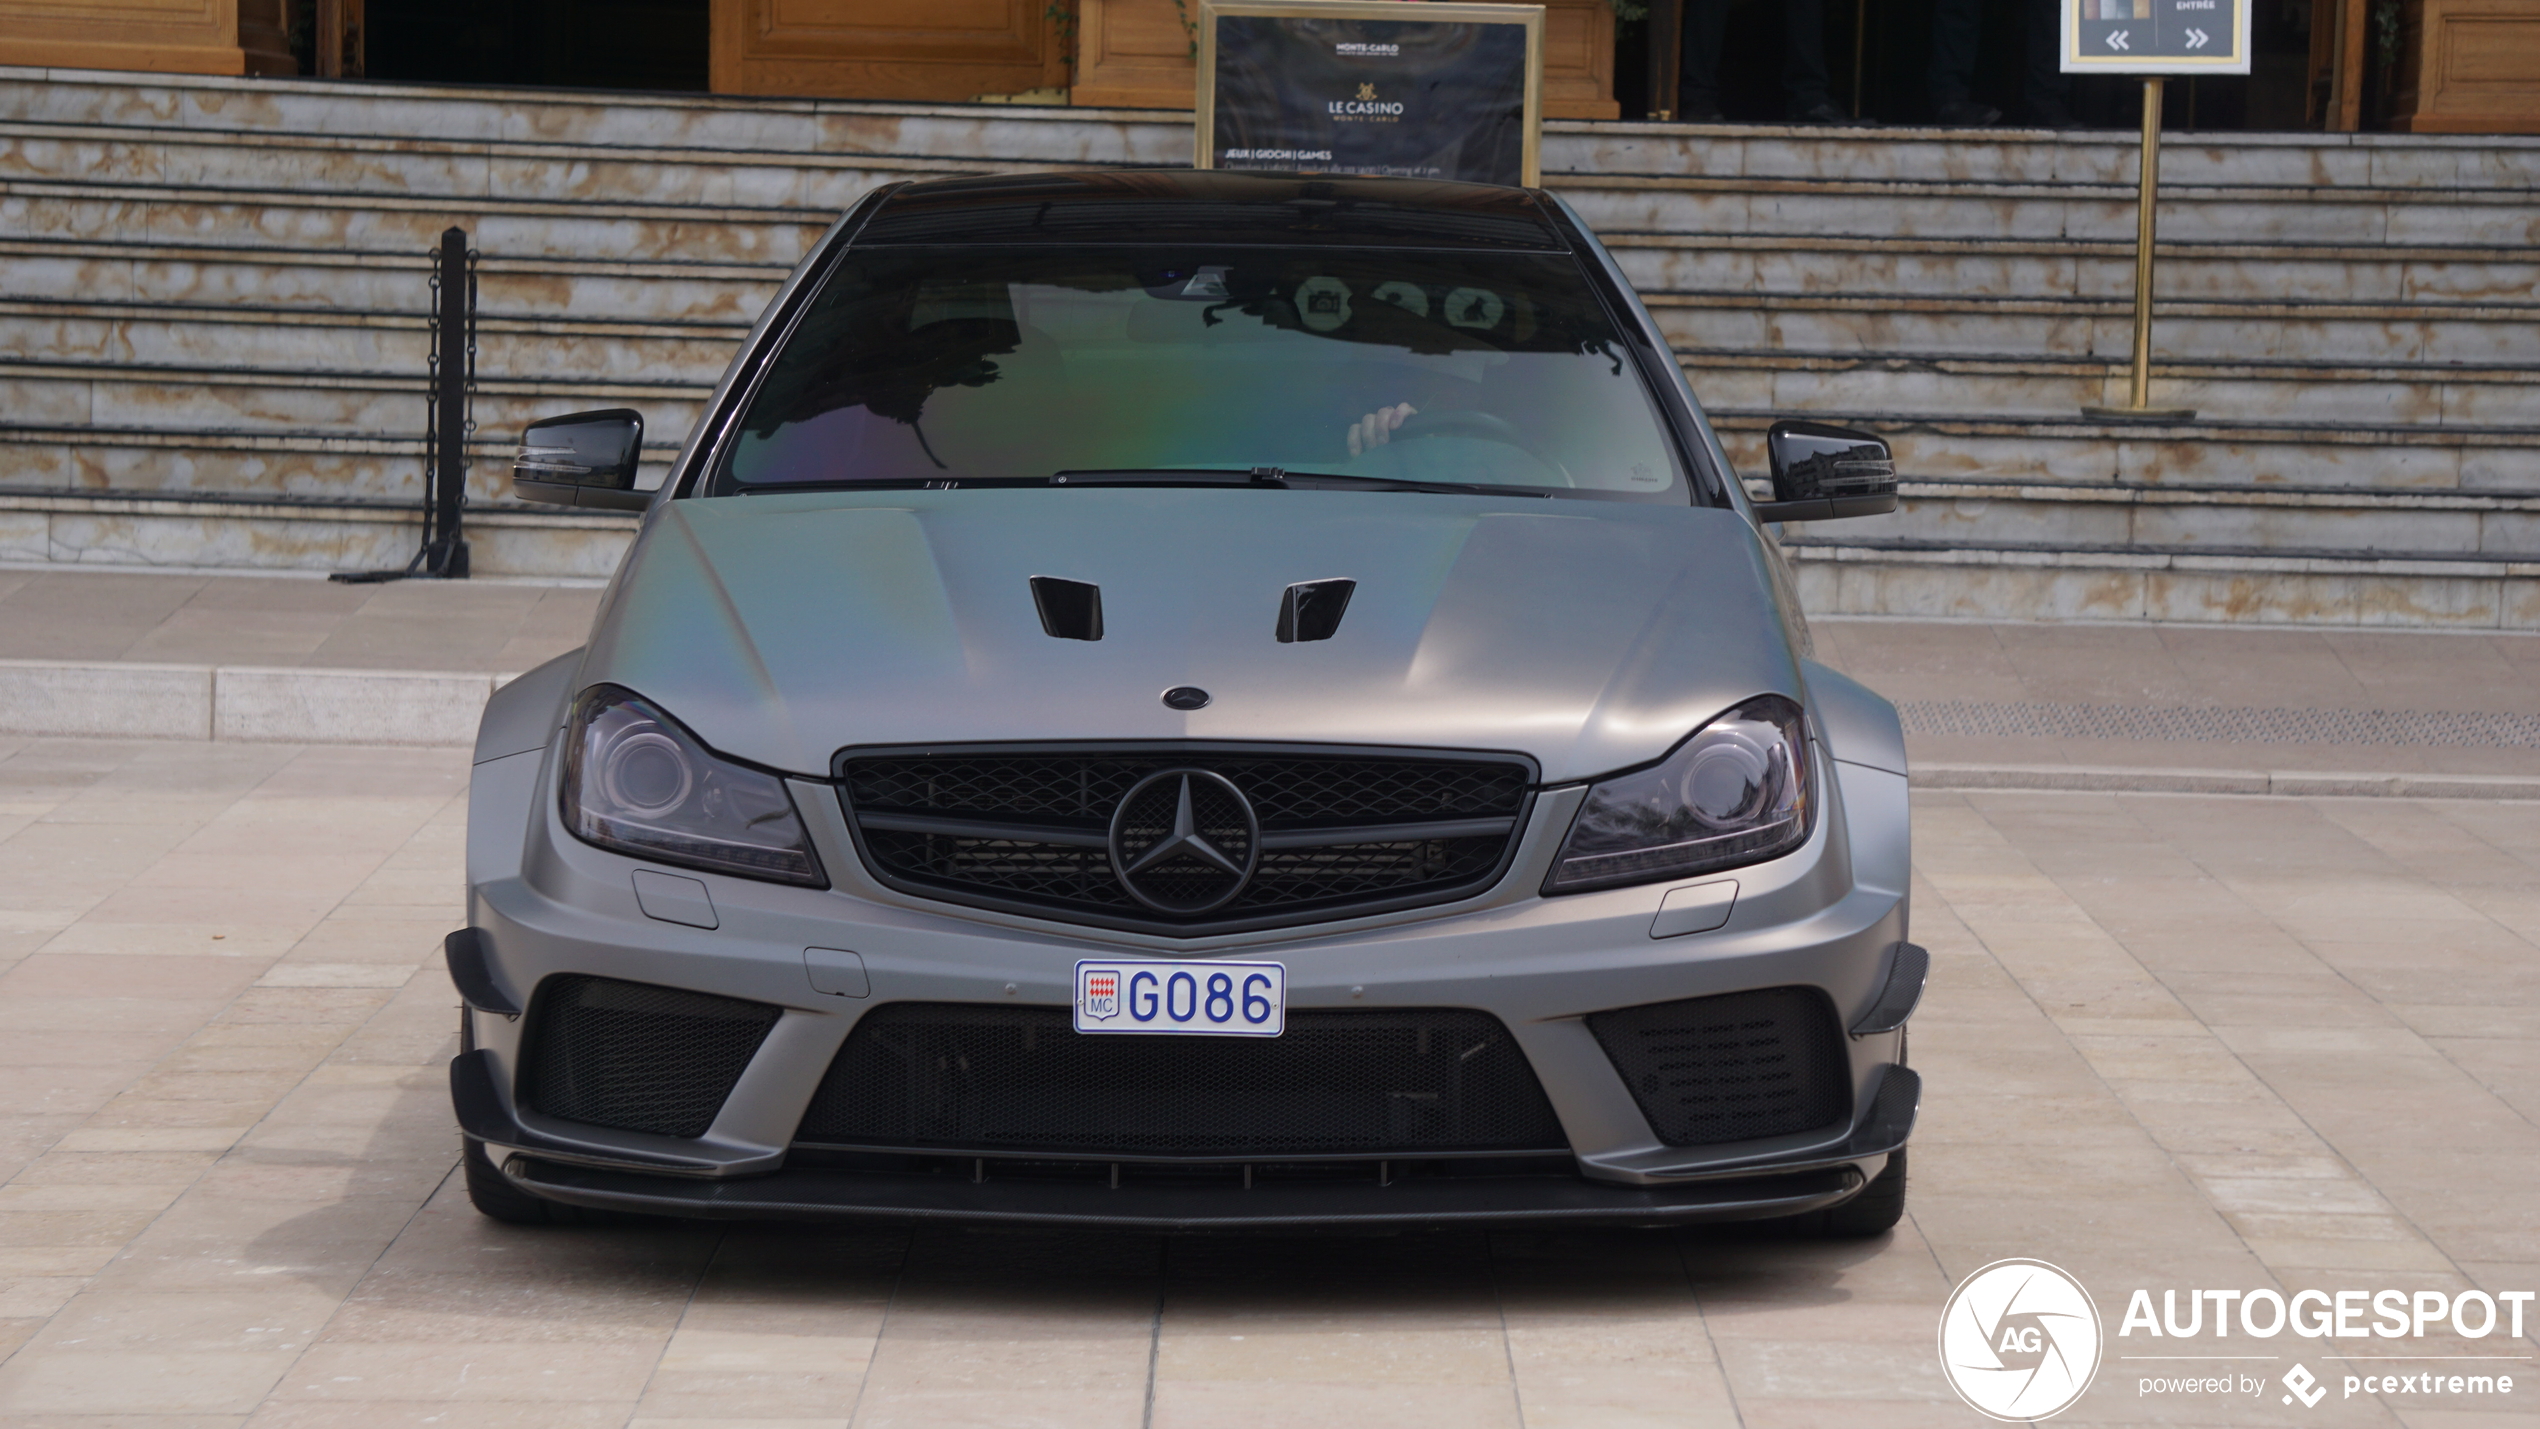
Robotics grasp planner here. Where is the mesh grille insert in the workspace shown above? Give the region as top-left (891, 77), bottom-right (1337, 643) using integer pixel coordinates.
top-left (841, 749), bottom-right (1529, 931)
top-left (522, 975), bottom-right (780, 1139)
top-left (1588, 987), bottom-right (1850, 1147)
top-left (797, 1003), bottom-right (1568, 1157)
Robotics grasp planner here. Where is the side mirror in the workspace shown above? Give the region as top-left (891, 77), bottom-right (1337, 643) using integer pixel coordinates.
top-left (513, 409), bottom-right (650, 511)
top-left (1752, 420), bottom-right (1898, 523)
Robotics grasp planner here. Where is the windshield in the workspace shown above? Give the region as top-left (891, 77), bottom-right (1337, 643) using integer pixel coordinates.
top-left (713, 246), bottom-right (1690, 500)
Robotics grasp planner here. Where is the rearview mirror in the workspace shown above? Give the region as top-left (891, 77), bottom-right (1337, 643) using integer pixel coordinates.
top-left (1752, 420), bottom-right (1897, 523)
top-left (513, 409), bottom-right (649, 512)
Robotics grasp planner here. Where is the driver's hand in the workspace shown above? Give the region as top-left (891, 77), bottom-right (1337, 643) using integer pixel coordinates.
top-left (1346, 403), bottom-right (1417, 458)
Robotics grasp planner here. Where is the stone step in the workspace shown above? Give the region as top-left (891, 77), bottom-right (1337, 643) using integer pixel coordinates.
top-left (1687, 348), bottom-right (2540, 430)
top-left (0, 68), bottom-right (1188, 168)
top-left (0, 484), bottom-right (636, 577)
top-left (0, 237), bottom-right (791, 321)
top-left (1782, 537), bottom-right (2538, 627)
top-left (0, 359), bottom-right (708, 463)
top-left (0, 118), bottom-right (981, 214)
top-left (1560, 182), bottom-right (2540, 248)
top-left (1605, 234), bottom-right (2540, 307)
top-left (0, 176), bottom-right (836, 264)
top-left (1846, 478), bottom-right (2540, 557)
top-left (1706, 409), bottom-right (2539, 492)
top-left (1651, 296), bottom-right (2540, 367)
top-left (0, 423), bottom-right (682, 502)
top-left (0, 305), bottom-right (749, 384)
top-left (1554, 122), bottom-right (2540, 190)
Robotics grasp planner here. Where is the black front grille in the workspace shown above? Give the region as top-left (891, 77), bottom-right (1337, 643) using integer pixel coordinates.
top-left (522, 975), bottom-right (781, 1138)
top-left (840, 747), bottom-right (1531, 932)
top-left (796, 1003), bottom-right (1568, 1157)
top-left (1588, 987), bottom-right (1851, 1147)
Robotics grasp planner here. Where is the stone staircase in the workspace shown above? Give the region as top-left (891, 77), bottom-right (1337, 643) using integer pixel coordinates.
top-left (0, 67), bottom-right (2532, 624)
top-left (1568, 129), bottom-right (2540, 625)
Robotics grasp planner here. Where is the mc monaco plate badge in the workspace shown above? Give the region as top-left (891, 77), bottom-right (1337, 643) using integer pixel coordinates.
top-left (1075, 959), bottom-right (1286, 1036)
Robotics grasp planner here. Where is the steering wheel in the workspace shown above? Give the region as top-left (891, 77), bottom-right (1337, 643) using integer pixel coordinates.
top-left (1380, 409), bottom-right (1569, 484)
top-left (1390, 410), bottom-right (1527, 449)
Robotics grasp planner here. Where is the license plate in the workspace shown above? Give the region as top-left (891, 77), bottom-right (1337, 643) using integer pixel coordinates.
top-left (1073, 959), bottom-right (1285, 1036)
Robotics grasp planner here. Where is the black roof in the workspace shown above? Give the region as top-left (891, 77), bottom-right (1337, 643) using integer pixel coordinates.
top-left (852, 170), bottom-right (1569, 250)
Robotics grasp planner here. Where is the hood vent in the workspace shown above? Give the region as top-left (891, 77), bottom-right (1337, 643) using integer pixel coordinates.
top-left (1276, 579), bottom-right (1356, 643)
top-left (1030, 577), bottom-right (1104, 641)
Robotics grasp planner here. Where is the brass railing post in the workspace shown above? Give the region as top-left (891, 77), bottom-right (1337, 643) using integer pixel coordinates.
top-left (2084, 76), bottom-right (2195, 421)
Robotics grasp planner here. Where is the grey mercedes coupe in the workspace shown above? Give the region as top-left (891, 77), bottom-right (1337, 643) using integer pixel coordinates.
top-left (453, 169), bottom-right (1923, 1234)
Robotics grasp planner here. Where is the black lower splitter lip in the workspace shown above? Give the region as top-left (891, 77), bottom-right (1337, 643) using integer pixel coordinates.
top-left (500, 1156), bottom-right (1865, 1230)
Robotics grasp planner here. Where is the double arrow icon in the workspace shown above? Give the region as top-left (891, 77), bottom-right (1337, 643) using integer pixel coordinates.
top-left (2103, 25), bottom-right (2208, 51)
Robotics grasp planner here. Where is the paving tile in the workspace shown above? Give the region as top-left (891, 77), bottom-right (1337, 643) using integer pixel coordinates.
top-left (0, 1349), bottom-right (290, 1414)
top-left (262, 1341), bottom-right (664, 1402)
top-left (1148, 1381), bottom-right (1520, 1428)
top-left (245, 1399), bottom-right (635, 1427)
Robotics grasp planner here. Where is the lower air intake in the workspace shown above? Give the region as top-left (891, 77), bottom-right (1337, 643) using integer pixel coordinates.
top-left (523, 975), bottom-right (780, 1138)
top-left (1587, 986), bottom-right (1850, 1147)
top-left (797, 1003), bottom-right (1567, 1157)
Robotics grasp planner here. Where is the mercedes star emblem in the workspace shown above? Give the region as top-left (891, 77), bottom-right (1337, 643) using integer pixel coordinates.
top-left (1106, 768), bottom-right (1260, 914)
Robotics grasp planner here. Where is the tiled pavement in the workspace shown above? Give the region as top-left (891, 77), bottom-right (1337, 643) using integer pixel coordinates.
top-left (0, 570), bottom-right (601, 675)
top-left (0, 736), bottom-right (2533, 1425)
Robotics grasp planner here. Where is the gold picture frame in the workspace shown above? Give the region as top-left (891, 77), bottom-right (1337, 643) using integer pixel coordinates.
top-left (1195, 0), bottom-right (1546, 188)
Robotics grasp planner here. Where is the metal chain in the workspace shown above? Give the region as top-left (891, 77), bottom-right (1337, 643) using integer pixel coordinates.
top-left (424, 250), bottom-right (444, 549)
top-left (462, 246), bottom-right (479, 514)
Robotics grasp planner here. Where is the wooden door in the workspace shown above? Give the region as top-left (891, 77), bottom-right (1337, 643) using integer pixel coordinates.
top-left (2390, 0), bottom-right (2540, 130)
top-left (0, 0), bottom-right (254, 74)
top-left (712, 0), bottom-right (1071, 101)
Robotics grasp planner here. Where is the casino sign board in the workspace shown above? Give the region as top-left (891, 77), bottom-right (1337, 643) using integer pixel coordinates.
top-left (2063, 0), bottom-right (2250, 72)
top-left (1196, 0), bottom-right (1546, 188)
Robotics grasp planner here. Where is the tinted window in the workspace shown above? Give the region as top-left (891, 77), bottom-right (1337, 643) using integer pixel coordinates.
top-left (716, 247), bottom-right (1689, 501)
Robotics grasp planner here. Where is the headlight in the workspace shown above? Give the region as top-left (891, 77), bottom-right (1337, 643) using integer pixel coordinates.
top-left (1545, 695), bottom-right (1811, 894)
top-left (561, 685), bottom-right (825, 887)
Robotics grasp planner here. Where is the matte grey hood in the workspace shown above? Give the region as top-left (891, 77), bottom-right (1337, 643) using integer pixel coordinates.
top-left (579, 489), bottom-right (1805, 784)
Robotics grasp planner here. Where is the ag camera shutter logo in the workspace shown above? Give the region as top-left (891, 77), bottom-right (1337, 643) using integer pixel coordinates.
top-left (1939, 1259), bottom-right (2103, 1421)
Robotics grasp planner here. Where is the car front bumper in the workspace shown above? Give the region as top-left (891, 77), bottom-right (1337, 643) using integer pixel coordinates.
top-left (456, 726), bottom-right (1919, 1226)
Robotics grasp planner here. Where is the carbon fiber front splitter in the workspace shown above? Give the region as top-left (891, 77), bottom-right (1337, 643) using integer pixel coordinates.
top-left (498, 1153), bottom-right (1868, 1231)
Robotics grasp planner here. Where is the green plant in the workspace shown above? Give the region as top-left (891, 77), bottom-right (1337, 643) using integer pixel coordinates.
top-left (1046, 0), bottom-right (1080, 76)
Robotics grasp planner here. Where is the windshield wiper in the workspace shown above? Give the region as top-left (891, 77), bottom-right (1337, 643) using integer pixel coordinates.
top-left (741, 470), bottom-right (1548, 496)
top-left (1272, 470), bottom-right (1550, 497)
top-left (1050, 467), bottom-right (1544, 497)
top-left (1048, 468), bottom-right (1263, 487)
top-left (737, 477), bottom-right (1044, 493)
